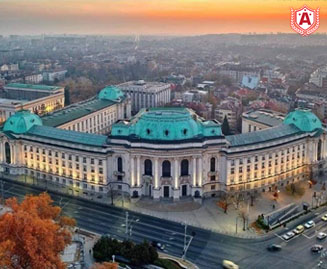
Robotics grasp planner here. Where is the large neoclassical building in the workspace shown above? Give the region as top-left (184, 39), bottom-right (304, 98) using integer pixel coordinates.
top-left (0, 86), bottom-right (326, 200)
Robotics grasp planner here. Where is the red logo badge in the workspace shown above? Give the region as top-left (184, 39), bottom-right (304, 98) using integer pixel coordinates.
top-left (291, 5), bottom-right (320, 36)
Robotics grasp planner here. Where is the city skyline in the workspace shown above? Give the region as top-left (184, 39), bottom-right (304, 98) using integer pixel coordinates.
top-left (1, 0), bottom-right (326, 35)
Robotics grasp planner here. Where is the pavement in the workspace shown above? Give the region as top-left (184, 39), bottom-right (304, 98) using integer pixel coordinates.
top-left (1, 177), bottom-right (326, 269)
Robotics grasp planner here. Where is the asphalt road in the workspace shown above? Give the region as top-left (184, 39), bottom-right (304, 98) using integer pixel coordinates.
top-left (1, 178), bottom-right (326, 269)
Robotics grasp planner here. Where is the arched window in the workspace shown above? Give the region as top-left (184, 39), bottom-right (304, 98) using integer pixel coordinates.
top-left (162, 160), bottom-right (171, 177)
top-left (5, 142), bottom-right (11, 164)
top-left (144, 159), bottom-right (152, 176)
top-left (117, 157), bottom-right (123, 172)
top-left (210, 157), bottom-right (216, 172)
top-left (318, 140), bottom-right (322, 161)
top-left (181, 159), bottom-right (189, 176)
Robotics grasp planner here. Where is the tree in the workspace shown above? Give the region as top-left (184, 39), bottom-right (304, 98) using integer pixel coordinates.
top-left (221, 115), bottom-right (231, 135)
top-left (0, 193), bottom-right (76, 269)
top-left (64, 86), bottom-right (71, 106)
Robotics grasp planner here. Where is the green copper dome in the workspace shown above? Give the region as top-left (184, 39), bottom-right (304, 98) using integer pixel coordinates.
top-left (98, 86), bottom-right (124, 101)
top-left (283, 109), bottom-right (322, 132)
top-left (111, 107), bottom-right (222, 141)
top-left (3, 110), bottom-right (43, 134)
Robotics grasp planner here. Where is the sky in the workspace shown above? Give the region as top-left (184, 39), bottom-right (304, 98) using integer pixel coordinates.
top-left (0, 0), bottom-right (326, 35)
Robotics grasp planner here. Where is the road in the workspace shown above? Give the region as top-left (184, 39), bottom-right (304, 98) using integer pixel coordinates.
top-left (1, 178), bottom-right (326, 269)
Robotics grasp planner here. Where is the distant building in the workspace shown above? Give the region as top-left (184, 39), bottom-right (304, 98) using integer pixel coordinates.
top-left (43, 70), bottom-right (67, 82)
top-left (25, 74), bottom-right (43, 84)
top-left (309, 66), bottom-right (327, 88)
top-left (118, 80), bottom-right (171, 114)
top-left (241, 75), bottom-right (260, 90)
top-left (215, 97), bottom-right (242, 131)
top-left (0, 83), bottom-right (65, 123)
top-left (242, 109), bottom-right (285, 133)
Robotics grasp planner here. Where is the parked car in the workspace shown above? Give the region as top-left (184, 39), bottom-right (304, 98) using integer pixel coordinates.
top-left (222, 260), bottom-right (239, 269)
top-left (317, 232), bottom-right (327, 240)
top-left (282, 231), bottom-right (295, 240)
top-left (294, 225), bottom-right (305, 234)
top-left (267, 244), bottom-right (282, 251)
top-left (322, 214), bottom-right (327, 221)
top-left (311, 244), bottom-right (323, 253)
top-left (151, 241), bottom-right (165, 250)
top-left (304, 220), bottom-right (315, 229)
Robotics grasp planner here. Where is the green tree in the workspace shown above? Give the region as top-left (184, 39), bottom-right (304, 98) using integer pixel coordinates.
top-left (64, 86), bottom-right (71, 106)
top-left (221, 115), bottom-right (231, 135)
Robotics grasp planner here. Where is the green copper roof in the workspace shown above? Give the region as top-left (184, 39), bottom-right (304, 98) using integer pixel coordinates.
top-left (111, 107), bottom-right (222, 141)
top-left (3, 110), bottom-right (43, 134)
top-left (226, 124), bottom-right (301, 147)
top-left (98, 86), bottom-right (124, 101)
top-left (42, 97), bottom-right (114, 127)
top-left (283, 109), bottom-right (322, 132)
top-left (5, 83), bottom-right (62, 91)
top-left (26, 125), bottom-right (107, 147)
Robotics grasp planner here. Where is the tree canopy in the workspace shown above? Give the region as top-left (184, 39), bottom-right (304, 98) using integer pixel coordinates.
top-left (221, 115), bottom-right (231, 135)
top-left (0, 192), bottom-right (76, 269)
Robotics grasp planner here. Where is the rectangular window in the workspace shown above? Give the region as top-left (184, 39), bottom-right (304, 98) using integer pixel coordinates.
top-left (83, 157), bottom-right (87, 164)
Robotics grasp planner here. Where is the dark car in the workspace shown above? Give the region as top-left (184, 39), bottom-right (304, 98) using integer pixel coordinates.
top-left (311, 244), bottom-right (323, 253)
top-left (267, 244), bottom-right (282, 251)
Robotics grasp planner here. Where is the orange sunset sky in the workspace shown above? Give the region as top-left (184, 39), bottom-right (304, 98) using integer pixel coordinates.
top-left (0, 0), bottom-right (327, 35)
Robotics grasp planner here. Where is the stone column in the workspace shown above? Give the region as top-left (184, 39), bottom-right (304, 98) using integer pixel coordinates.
top-left (130, 156), bottom-right (135, 187)
top-left (153, 158), bottom-right (160, 199)
top-left (198, 158), bottom-right (203, 186)
top-left (173, 159), bottom-right (179, 200)
top-left (136, 156), bottom-right (141, 187)
top-left (192, 157), bottom-right (197, 186)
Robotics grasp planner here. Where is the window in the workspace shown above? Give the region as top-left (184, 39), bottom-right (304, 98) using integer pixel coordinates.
top-left (210, 158), bottom-right (216, 172)
top-left (91, 167), bottom-right (95, 173)
top-left (162, 160), bottom-right (171, 177)
top-left (181, 159), bottom-right (189, 176)
top-left (83, 157), bottom-right (87, 163)
top-left (231, 168), bottom-right (235, 174)
top-left (117, 157), bottom-right (123, 172)
top-left (75, 156), bottom-right (79, 162)
top-left (99, 168), bottom-right (103, 174)
top-left (99, 160), bottom-right (103, 166)
top-left (91, 158), bottom-right (94, 165)
top-left (239, 167), bottom-right (243, 173)
top-left (144, 159), bottom-right (152, 176)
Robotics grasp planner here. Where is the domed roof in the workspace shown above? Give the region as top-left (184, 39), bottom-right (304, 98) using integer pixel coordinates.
top-left (3, 110), bottom-right (42, 134)
top-left (111, 107), bottom-right (222, 141)
top-left (283, 109), bottom-right (322, 132)
top-left (98, 86), bottom-right (124, 101)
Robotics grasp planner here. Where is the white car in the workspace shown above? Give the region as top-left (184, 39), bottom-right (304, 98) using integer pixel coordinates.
top-left (222, 260), bottom-right (239, 269)
top-left (282, 231), bottom-right (295, 240)
top-left (304, 220), bottom-right (315, 229)
top-left (317, 232), bottom-right (327, 240)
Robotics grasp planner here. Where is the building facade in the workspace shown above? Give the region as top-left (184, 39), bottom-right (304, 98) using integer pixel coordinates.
top-left (0, 105), bottom-right (326, 201)
top-left (41, 86), bottom-right (131, 134)
top-left (0, 83), bottom-right (65, 123)
top-left (118, 80), bottom-right (171, 114)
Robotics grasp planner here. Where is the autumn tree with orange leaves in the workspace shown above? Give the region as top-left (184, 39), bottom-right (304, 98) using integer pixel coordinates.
top-left (0, 192), bottom-right (76, 269)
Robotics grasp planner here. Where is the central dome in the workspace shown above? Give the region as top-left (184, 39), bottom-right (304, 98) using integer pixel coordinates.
top-left (111, 107), bottom-right (222, 141)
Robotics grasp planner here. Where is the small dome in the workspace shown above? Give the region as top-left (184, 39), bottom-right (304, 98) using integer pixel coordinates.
top-left (283, 109), bottom-right (322, 132)
top-left (3, 110), bottom-right (42, 134)
top-left (98, 86), bottom-right (124, 101)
